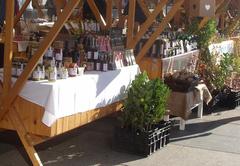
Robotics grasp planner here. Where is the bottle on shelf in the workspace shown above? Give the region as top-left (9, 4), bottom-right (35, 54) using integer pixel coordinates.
top-left (102, 53), bottom-right (109, 72)
top-left (48, 57), bottom-right (57, 82)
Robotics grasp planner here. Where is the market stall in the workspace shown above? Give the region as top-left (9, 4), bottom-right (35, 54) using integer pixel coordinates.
top-left (0, 0), bottom-right (239, 165)
top-left (0, 0), bottom-right (141, 165)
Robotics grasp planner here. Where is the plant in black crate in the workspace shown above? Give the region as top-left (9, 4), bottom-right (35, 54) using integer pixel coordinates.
top-left (114, 71), bottom-right (171, 156)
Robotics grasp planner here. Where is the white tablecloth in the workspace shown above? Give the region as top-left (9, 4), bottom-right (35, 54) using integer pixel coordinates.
top-left (0, 65), bottom-right (140, 126)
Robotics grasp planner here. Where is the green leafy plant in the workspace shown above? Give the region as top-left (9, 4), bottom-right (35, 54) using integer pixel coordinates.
top-left (232, 56), bottom-right (240, 73)
top-left (121, 71), bottom-right (170, 131)
top-left (201, 53), bottom-right (234, 91)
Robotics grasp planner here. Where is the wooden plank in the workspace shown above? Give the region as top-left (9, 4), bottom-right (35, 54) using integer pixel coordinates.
top-left (127, 0), bottom-right (168, 49)
top-left (136, 0), bottom-right (185, 63)
top-left (106, 0), bottom-right (113, 29)
top-left (14, 0), bottom-right (31, 27)
top-left (8, 108), bottom-right (42, 165)
top-left (138, 57), bottom-right (162, 79)
top-left (0, 0), bottom-right (81, 121)
top-left (56, 118), bottom-right (63, 135)
top-left (87, 0), bottom-right (107, 29)
top-left (26, 133), bottom-right (49, 146)
top-left (2, 0), bottom-right (14, 116)
top-left (68, 115), bottom-right (75, 131)
top-left (0, 96), bottom-right (123, 137)
top-left (54, 0), bottom-right (67, 16)
top-left (14, 96), bottom-right (51, 136)
top-left (126, 0), bottom-right (136, 47)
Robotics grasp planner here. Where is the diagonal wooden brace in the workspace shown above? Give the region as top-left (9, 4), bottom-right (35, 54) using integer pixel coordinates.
top-left (87, 0), bottom-right (107, 30)
top-left (14, 0), bottom-right (31, 27)
top-left (136, 0), bottom-right (185, 63)
top-left (127, 0), bottom-right (168, 49)
top-left (8, 107), bottom-right (43, 166)
top-left (0, 0), bottom-right (82, 121)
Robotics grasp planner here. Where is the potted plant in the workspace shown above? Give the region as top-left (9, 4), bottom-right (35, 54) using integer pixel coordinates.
top-left (114, 71), bottom-right (171, 156)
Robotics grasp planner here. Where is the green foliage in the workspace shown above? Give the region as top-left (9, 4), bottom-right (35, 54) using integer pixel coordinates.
top-left (121, 71), bottom-right (170, 131)
top-left (232, 56), bottom-right (240, 73)
top-left (196, 19), bottom-right (217, 49)
top-left (204, 53), bottom-right (234, 90)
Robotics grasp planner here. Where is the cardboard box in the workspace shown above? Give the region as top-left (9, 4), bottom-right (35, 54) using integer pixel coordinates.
top-left (189, 0), bottom-right (216, 17)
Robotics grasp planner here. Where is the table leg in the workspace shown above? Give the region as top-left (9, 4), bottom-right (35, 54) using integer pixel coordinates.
top-left (179, 118), bottom-right (186, 130)
top-left (197, 100), bottom-right (203, 119)
top-left (164, 115), bottom-right (170, 121)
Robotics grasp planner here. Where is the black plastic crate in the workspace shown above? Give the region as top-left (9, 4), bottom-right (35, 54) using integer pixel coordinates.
top-left (220, 90), bottom-right (240, 109)
top-left (113, 121), bottom-right (171, 157)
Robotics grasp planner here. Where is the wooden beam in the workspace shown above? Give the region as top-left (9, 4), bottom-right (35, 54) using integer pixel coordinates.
top-left (0, 0), bottom-right (81, 121)
top-left (136, 0), bottom-right (185, 63)
top-left (14, 0), bottom-right (31, 27)
top-left (87, 0), bottom-right (107, 30)
top-left (54, 0), bottom-right (67, 16)
top-left (126, 0), bottom-right (136, 47)
top-left (199, 16), bottom-right (210, 29)
top-left (137, 0), bottom-right (151, 17)
top-left (127, 0), bottom-right (168, 49)
top-left (8, 108), bottom-right (42, 165)
top-left (3, 0), bottom-right (14, 102)
top-left (106, 0), bottom-right (113, 29)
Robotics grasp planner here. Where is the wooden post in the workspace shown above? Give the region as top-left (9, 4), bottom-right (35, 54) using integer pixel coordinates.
top-left (126, 0), bottom-right (136, 47)
top-left (136, 0), bottom-right (185, 63)
top-left (0, 0), bottom-right (82, 121)
top-left (8, 108), bottom-right (43, 165)
top-left (127, 0), bottom-right (168, 49)
top-left (14, 0), bottom-right (31, 27)
top-left (87, 0), bottom-right (107, 29)
top-left (2, 0), bottom-right (14, 103)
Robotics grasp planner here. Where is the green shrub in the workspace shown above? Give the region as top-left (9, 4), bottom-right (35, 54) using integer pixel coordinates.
top-left (121, 71), bottom-right (170, 131)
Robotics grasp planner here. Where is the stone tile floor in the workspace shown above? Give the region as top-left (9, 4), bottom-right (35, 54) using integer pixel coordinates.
top-left (0, 107), bottom-right (240, 166)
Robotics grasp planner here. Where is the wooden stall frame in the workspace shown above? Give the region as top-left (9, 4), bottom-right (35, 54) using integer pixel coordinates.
top-left (1, 0), bottom-right (234, 165)
top-left (0, 0), bottom-right (82, 165)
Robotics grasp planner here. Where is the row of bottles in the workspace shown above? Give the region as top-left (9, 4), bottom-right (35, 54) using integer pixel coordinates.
top-left (136, 31), bottom-right (198, 58)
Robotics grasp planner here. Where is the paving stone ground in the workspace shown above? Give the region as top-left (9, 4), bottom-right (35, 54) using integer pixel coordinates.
top-left (0, 107), bottom-right (240, 166)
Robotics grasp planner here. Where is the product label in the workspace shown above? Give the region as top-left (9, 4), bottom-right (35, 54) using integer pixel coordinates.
top-left (55, 53), bottom-right (63, 61)
top-left (103, 63), bottom-right (108, 72)
top-left (87, 51), bottom-right (92, 59)
top-left (96, 62), bottom-right (101, 71)
top-left (50, 72), bottom-right (57, 81)
top-left (94, 51), bottom-right (99, 60)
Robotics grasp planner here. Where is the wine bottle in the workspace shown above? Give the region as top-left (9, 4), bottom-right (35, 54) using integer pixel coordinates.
top-left (102, 54), bottom-right (109, 72)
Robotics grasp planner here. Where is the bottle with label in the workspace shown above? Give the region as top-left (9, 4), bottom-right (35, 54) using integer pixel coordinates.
top-left (95, 52), bottom-right (101, 71)
top-left (102, 54), bottom-right (109, 72)
top-left (32, 65), bottom-right (41, 81)
top-left (48, 58), bottom-right (57, 82)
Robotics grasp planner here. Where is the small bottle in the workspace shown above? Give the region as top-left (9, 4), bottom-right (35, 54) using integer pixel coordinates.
top-left (48, 59), bottom-right (57, 82)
